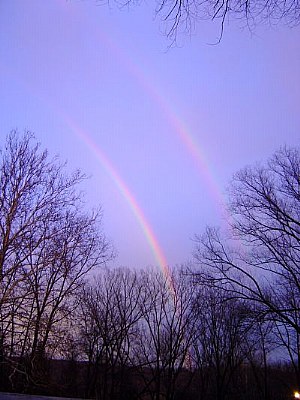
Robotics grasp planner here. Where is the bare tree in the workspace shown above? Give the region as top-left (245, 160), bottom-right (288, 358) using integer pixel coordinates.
top-left (78, 267), bottom-right (143, 400)
top-left (0, 131), bottom-right (112, 390)
top-left (190, 283), bottom-right (254, 400)
top-left (133, 268), bottom-right (197, 400)
top-left (110, 0), bottom-right (300, 40)
top-left (193, 146), bottom-right (300, 387)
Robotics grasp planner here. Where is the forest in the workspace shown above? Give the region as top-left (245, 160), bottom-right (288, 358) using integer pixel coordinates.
top-left (0, 132), bottom-right (299, 400)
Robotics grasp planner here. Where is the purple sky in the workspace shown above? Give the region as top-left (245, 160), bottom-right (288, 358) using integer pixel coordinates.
top-left (0, 0), bottom-right (299, 270)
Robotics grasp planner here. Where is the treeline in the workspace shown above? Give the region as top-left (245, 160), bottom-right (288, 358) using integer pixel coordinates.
top-left (1, 266), bottom-right (297, 400)
top-left (0, 132), bottom-right (299, 400)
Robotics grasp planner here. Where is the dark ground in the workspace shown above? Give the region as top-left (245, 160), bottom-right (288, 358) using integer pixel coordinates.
top-left (0, 394), bottom-right (87, 400)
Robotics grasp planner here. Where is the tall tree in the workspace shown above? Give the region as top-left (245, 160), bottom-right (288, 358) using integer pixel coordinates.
top-left (190, 284), bottom-right (254, 400)
top-left (133, 269), bottom-right (196, 400)
top-left (0, 131), bottom-right (111, 390)
top-left (193, 146), bottom-right (300, 387)
top-left (78, 268), bottom-right (143, 400)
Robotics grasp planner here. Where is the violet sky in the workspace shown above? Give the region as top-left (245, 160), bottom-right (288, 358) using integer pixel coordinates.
top-left (0, 0), bottom-right (299, 270)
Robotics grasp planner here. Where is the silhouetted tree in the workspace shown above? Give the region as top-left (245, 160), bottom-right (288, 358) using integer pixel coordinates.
top-left (0, 131), bottom-right (112, 391)
top-left (133, 269), bottom-right (196, 400)
top-left (190, 283), bottom-right (255, 400)
top-left (78, 268), bottom-right (143, 399)
top-left (193, 146), bottom-right (300, 389)
top-left (92, 0), bottom-right (300, 40)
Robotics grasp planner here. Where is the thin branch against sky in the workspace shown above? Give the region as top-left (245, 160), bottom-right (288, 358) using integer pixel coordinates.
top-left (0, 0), bottom-right (299, 269)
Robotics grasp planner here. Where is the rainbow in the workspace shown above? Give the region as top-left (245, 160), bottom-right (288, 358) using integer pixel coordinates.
top-left (0, 53), bottom-right (176, 291)
top-left (30, 1), bottom-right (230, 289)
top-left (56, 2), bottom-right (231, 288)
top-left (74, 17), bottom-right (229, 222)
top-left (64, 117), bottom-right (175, 293)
